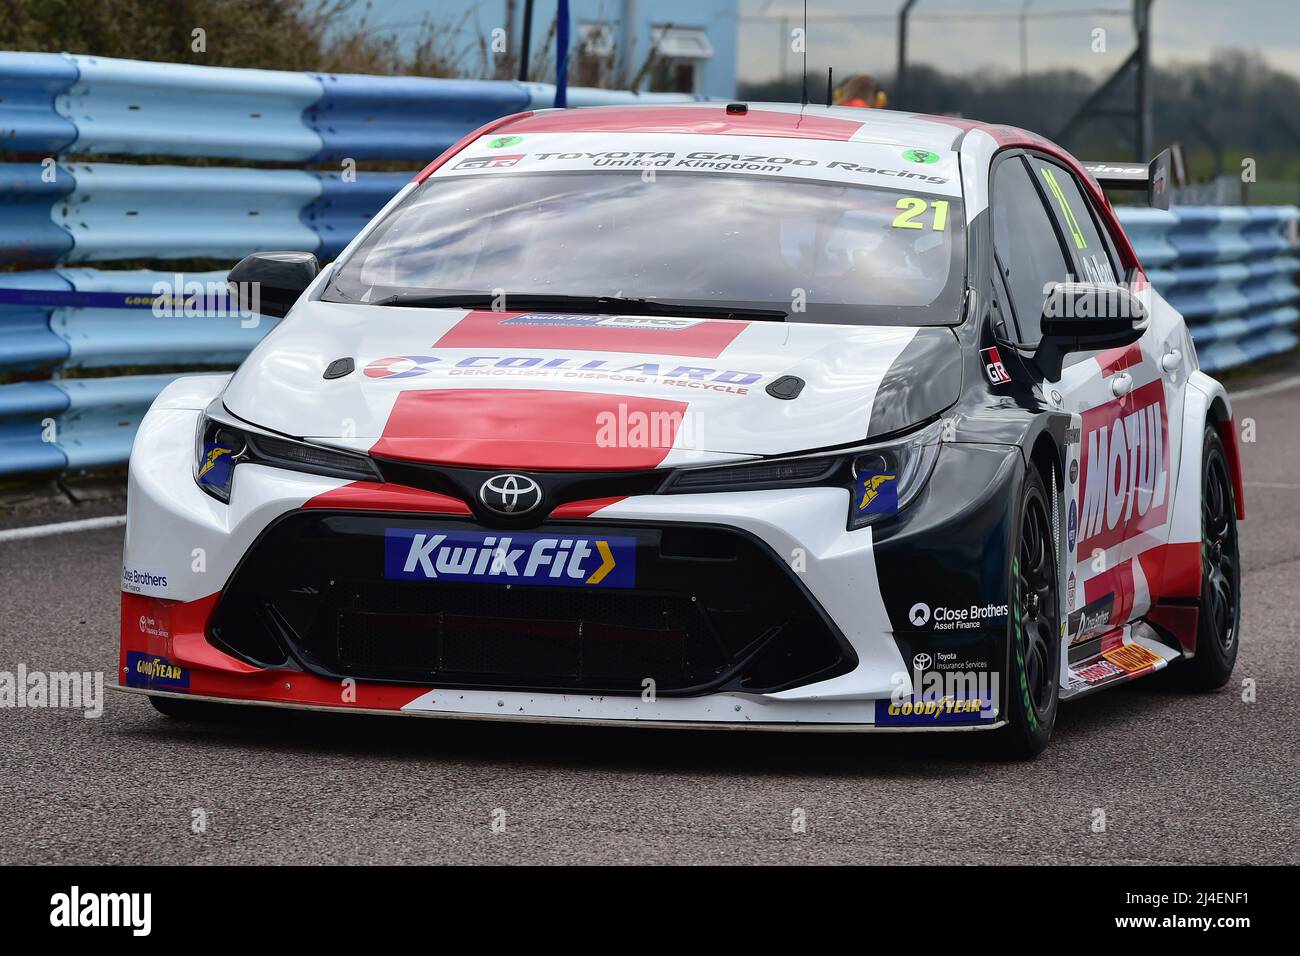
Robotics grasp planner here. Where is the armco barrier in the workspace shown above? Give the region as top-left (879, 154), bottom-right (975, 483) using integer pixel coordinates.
top-left (1117, 206), bottom-right (1300, 372)
top-left (0, 269), bottom-right (277, 477)
top-left (51, 269), bottom-right (273, 369)
top-left (304, 171), bottom-right (410, 259)
top-left (61, 56), bottom-right (323, 161)
top-left (0, 163), bottom-right (75, 264)
top-left (0, 51), bottom-right (697, 167)
top-left (56, 163), bottom-right (322, 262)
top-left (307, 73), bottom-right (529, 163)
top-left (0, 51), bottom-right (78, 153)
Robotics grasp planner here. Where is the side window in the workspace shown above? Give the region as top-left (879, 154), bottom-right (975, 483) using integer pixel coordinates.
top-left (1028, 158), bottom-right (1120, 285)
top-left (991, 157), bottom-right (1071, 347)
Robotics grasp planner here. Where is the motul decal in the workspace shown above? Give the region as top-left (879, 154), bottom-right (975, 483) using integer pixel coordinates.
top-left (1077, 379), bottom-right (1168, 553)
top-left (981, 347), bottom-right (1011, 384)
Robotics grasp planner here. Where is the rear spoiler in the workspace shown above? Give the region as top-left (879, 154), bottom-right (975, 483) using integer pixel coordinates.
top-left (1082, 148), bottom-right (1173, 210)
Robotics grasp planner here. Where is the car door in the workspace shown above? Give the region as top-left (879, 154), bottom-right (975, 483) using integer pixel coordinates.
top-left (1027, 156), bottom-right (1181, 624)
top-left (989, 153), bottom-right (1134, 643)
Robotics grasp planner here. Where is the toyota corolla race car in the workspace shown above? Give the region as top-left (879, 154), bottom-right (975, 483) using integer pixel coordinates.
top-left (117, 103), bottom-right (1244, 756)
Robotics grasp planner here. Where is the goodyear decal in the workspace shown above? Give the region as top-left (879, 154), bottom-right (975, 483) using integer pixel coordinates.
top-left (197, 441), bottom-right (234, 487)
top-left (384, 529), bottom-right (636, 588)
top-left (125, 652), bottom-right (190, 691)
top-left (875, 695), bottom-right (996, 726)
top-left (856, 471), bottom-right (898, 517)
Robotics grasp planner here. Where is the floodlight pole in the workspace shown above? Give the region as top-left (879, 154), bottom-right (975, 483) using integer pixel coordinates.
top-left (518, 0), bottom-right (535, 82)
top-left (896, 0), bottom-right (920, 109)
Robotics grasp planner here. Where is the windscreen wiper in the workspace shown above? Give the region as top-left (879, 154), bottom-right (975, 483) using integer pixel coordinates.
top-left (367, 291), bottom-right (786, 322)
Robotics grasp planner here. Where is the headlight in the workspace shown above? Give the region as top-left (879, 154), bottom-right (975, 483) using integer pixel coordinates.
top-left (847, 419), bottom-right (943, 529)
top-left (663, 418), bottom-right (944, 530)
top-left (194, 403), bottom-right (381, 503)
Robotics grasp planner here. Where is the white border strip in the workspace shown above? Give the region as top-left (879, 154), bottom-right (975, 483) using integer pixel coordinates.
top-left (0, 514), bottom-right (126, 543)
top-left (112, 685), bottom-right (1007, 733)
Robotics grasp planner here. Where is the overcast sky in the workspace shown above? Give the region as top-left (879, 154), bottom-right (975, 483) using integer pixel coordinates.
top-left (353, 1), bottom-right (1300, 82)
top-left (738, 0), bottom-right (1300, 82)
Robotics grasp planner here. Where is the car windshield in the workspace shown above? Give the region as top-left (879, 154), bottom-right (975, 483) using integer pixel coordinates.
top-left (324, 171), bottom-right (966, 326)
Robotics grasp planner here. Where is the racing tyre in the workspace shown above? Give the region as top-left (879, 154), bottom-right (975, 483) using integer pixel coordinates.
top-left (1173, 425), bottom-right (1241, 690)
top-left (994, 468), bottom-right (1060, 759)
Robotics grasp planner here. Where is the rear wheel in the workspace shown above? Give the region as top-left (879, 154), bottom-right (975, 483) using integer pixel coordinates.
top-left (1175, 425), bottom-right (1240, 689)
top-left (994, 467), bottom-right (1060, 758)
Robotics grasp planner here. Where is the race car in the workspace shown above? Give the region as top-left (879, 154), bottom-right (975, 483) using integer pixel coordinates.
top-left (117, 102), bottom-right (1244, 756)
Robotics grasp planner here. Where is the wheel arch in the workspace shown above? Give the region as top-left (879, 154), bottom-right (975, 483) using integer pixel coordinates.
top-left (1028, 430), bottom-right (1063, 492)
top-left (1187, 371), bottom-right (1245, 521)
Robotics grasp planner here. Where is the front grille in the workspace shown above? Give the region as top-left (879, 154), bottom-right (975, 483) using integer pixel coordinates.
top-left (332, 584), bottom-right (723, 689)
top-left (208, 512), bottom-right (854, 696)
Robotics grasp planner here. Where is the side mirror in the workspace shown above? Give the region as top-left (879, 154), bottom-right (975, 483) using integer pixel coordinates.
top-left (228, 251), bottom-right (320, 319)
top-left (1034, 281), bottom-right (1148, 382)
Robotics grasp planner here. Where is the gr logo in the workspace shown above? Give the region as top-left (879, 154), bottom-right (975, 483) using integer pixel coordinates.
top-left (909, 602), bottom-right (931, 626)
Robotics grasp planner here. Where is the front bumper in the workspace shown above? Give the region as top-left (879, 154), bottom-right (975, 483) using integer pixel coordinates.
top-left (119, 385), bottom-right (1020, 731)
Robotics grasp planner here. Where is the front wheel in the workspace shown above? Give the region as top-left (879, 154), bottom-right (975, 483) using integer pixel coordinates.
top-left (994, 467), bottom-right (1060, 758)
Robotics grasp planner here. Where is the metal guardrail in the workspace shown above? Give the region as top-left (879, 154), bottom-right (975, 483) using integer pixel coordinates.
top-left (1119, 205), bottom-right (1300, 372)
top-left (0, 51), bottom-right (1295, 480)
top-left (0, 52), bottom-right (78, 152)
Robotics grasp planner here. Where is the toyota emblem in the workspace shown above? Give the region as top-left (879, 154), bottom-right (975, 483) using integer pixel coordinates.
top-left (912, 653), bottom-right (933, 671)
top-left (479, 473), bottom-right (543, 516)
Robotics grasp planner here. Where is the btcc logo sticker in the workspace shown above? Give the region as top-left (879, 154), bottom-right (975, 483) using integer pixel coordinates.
top-left (500, 314), bottom-right (703, 331)
top-left (384, 529), bottom-right (636, 588)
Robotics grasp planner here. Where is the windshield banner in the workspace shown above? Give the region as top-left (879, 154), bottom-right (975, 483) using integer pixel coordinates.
top-left (431, 132), bottom-right (961, 196)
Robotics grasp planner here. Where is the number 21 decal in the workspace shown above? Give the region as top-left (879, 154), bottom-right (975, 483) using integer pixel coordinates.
top-left (892, 197), bottom-right (949, 231)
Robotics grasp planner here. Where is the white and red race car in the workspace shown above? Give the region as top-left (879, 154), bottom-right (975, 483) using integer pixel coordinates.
top-left (118, 103), bottom-right (1243, 756)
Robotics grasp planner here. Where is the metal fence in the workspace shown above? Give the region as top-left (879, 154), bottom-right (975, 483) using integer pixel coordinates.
top-left (1, 52), bottom-right (1297, 480)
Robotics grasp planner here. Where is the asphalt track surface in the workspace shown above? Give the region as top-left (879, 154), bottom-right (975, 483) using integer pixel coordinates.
top-left (2, 379), bottom-right (1298, 865)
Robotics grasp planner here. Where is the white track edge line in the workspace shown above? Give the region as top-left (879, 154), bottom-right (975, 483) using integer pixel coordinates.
top-left (0, 514), bottom-right (126, 542)
top-left (1229, 374), bottom-right (1300, 400)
